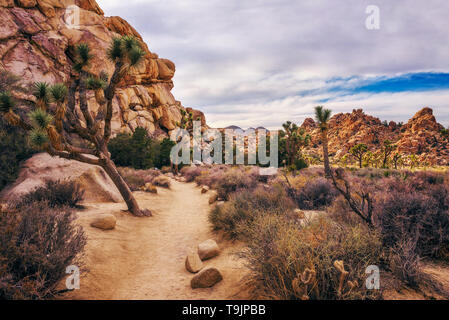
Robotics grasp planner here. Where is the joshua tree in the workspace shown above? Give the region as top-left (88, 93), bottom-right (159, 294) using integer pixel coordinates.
top-left (392, 153), bottom-right (403, 170)
top-left (381, 139), bottom-right (396, 169)
top-left (408, 154), bottom-right (419, 170)
top-left (349, 143), bottom-right (368, 168)
top-left (0, 36), bottom-right (151, 217)
top-left (363, 150), bottom-right (374, 168)
top-left (314, 106), bottom-right (332, 177)
top-left (281, 121), bottom-right (310, 167)
top-left (339, 154), bottom-right (351, 168)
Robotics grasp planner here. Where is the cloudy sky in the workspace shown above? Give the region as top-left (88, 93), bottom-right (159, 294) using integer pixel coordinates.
top-left (97, 0), bottom-right (449, 129)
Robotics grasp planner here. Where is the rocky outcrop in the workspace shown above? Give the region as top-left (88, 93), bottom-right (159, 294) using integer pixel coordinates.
top-left (301, 108), bottom-right (448, 166)
top-left (0, 0), bottom-right (206, 139)
top-left (395, 108), bottom-right (447, 165)
top-left (0, 153), bottom-right (122, 203)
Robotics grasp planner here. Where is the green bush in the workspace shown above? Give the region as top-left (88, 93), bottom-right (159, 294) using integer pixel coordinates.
top-left (0, 117), bottom-right (35, 192)
top-left (293, 157), bottom-right (309, 171)
top-left (108, 127), bottom-right (175, 170)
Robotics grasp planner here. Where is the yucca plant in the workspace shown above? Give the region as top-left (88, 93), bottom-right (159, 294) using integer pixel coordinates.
top-left (0, 36), bottom-right (150, 217)
top-left (0, 92), bottom-right (28, 128)
top-left (32, 82), bottom-right (50, 110)
top-left (29, 108), bottom-right (53, 129)
top-left (29, 128), bottom-right (49, 149)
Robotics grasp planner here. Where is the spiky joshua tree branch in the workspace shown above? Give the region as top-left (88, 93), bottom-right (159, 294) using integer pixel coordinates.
top-left (0, 36), bottom-right (150, 217)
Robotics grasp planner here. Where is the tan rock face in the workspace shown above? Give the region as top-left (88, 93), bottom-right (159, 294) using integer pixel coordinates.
top-left (301, 108), bottom-right (448, 166)
top-left (0, 153), bottom-right (122, 203)
top-left (0, 0), bottom-right (207, 139)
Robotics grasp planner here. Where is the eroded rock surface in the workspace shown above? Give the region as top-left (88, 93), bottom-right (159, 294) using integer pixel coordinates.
top-left (0, 0), bottom-right (206, 139)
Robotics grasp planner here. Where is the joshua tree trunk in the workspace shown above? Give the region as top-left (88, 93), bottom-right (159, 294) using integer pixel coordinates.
top-left (359, 157), bottom-right (363, 169)
top-left (321, 130), bottom-right (331, 177)
top-left (102, 159), bottom-right (143, 216)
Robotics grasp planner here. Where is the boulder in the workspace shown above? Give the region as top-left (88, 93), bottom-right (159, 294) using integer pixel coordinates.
top-left (142, 183), bottom-right (157, 194)
top-left (17, 0), bottom-right (37, 8)
top-left (90, 214), bottom-right (116, 230)
top-left (198, 239), bottom-right (220, 261)
top-left (0, 153), bottom-right (122, 203)
top-left (201, 186), bottom-right (209, 194)
top-left (191, 268), bottom-right (223, 289)
top-left (185, 252), bottom-right (203, 274)
top-left (208, 191), bottom-right (218, 204)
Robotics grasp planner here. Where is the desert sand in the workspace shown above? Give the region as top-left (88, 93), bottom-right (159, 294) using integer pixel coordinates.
top-left (64, 179), bottom-right (249, 300)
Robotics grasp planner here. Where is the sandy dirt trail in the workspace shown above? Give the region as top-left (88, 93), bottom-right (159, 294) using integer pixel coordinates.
top-left (65, 179), bottom-right (249, 300)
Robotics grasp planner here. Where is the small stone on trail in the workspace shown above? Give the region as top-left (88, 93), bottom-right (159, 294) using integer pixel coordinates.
top-left (185, 252), bottom-right (204, 273)
top-left (208, 191), bottom-right (218, 204)
top-left (198, 239), bottom-right (220, 260)
top-left (191, 268), bottom-right (223, 289)
top-left (201, 186), bottom-right (210, 194)
top-left (90, 214), bottom-right (117, 230)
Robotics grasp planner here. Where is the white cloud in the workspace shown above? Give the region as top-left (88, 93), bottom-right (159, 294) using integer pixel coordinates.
top-left (96, 0), bottom-right (449, 128)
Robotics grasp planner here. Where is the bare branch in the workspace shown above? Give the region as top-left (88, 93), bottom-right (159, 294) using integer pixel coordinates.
top-left (46, 144), bottom-right (101, 166)
top-left (78, 71), bottom-right (96, 134)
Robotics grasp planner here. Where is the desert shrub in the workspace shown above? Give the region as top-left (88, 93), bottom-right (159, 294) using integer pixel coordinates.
top-left (374, 176), bottom-right (449, 258)
top-left (209, 185), bottom-right (295, 239)
top-left (242, 215), bottom-right (382, 300)
top-left (354, 167), bottom-right (406, 180)
top-left (294, 178), bottom-right (337, 210)
top-left (180, 166), bottom-right (204, 182)
top-left (327, 195), bottom-right (362, 226)
top-left (109, 127), bottom-right (174, 170)
top-left (388, 239), bottom-right (422, 287)
top-left (0, 117), bottom-right (35, 192)
top-left (213, 168), bottom-right (258, 199)
top-left (293, 158), bottom-right (309, 171)
top-left (194, 166), bottom-right (227, 187)
top-left (118, 167), bottom-right (161, 191)
top-left (15, 180), bottom-right (84, 209)
top-left (0, 202), bottom-right (86, 299)
top-left (152, 175), bottom-right (171, 189)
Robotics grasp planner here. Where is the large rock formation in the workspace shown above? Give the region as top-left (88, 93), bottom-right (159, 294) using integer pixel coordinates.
top-left (0, 153), bottom-right (122, 203)
top-left (301, 108), bottom-right (448, 166)
top-left (0, 0), bottom-right (206, 138)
